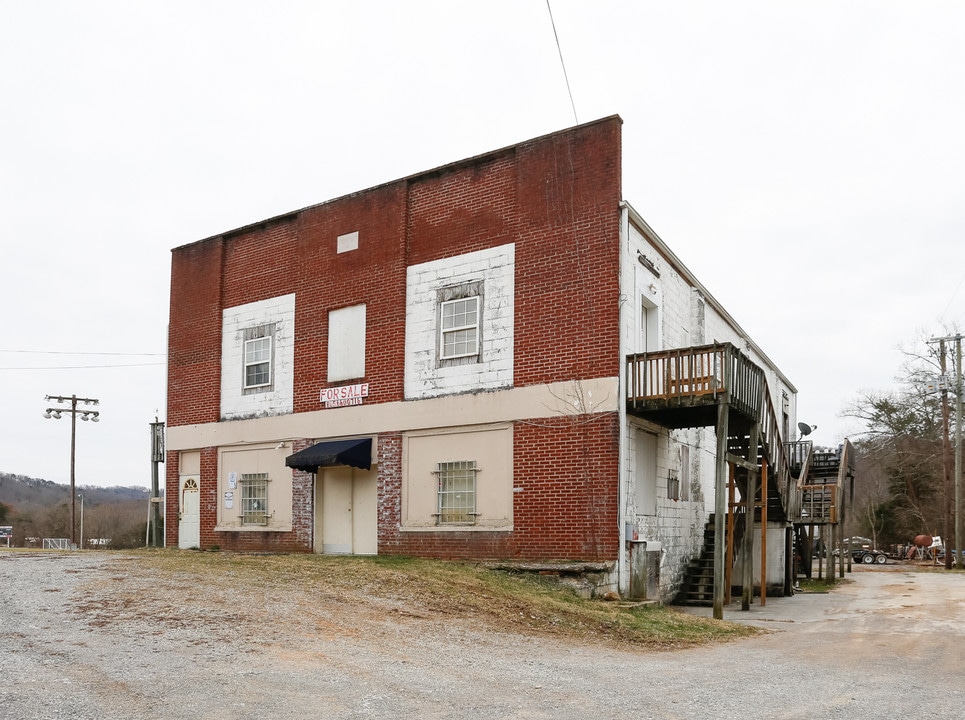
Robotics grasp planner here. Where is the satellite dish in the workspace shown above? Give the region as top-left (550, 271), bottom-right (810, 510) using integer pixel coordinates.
top-left (798, 422), bottom-right (816, 437)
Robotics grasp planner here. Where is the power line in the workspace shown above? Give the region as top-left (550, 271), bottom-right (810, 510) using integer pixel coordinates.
top-left (546, 0), bottom-right (578, 125)
top-left (940, 272), bottom-right (965, 323)
top-left (0, 350), bottom-right (165, 356)
top-left (0, 362), bottom-right (165, 370)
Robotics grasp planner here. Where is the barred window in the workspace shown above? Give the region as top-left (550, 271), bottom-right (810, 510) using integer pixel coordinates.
top-left (241, 473), bottom-right (269, 525)
top-left (435, 461), bottom-right (477, 524)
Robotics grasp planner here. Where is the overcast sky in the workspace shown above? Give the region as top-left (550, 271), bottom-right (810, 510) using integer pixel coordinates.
top-left (2, 1), bottom-right (963, 489)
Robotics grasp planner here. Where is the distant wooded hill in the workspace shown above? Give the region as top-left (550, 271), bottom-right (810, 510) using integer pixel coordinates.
top-left (0, 472), bottom-right (149, 509)
top-left (0, 472), bottom-right (153, 547)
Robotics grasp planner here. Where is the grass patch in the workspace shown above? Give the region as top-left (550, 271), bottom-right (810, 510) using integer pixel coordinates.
top-left (796, 577), bottom-right (838, 593)
top-left (116, 549), bottom-right (756, 650)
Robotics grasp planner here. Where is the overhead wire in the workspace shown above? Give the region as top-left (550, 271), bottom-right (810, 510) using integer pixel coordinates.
top-left (546, 0), bottom-right (578, 125)
top-left (939, 272), bottom-right (965, 326)
top-left (0, 350), bottom-right (166, 370)
top-left (0, 350), bottom-right (164, 356)
top-left (0, 362), bottom-right (165, 370)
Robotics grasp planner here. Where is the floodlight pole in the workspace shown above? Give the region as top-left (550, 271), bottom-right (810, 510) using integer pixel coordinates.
top-left (44, 394), bottom-right (100, 547)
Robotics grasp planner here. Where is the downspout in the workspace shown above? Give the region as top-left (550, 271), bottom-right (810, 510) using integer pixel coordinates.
top-left (617, 203), bottom-right (630, 596)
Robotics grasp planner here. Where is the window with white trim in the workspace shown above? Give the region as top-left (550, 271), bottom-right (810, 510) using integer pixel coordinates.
top-left (435, 461), bottom-right (477, 524)
top-left (243, 324), bottom-right (274, 392)
top-left (438, 280), bottom-right (483, 365)
top-left (240, 473), bottom-right (269, 525)
top-left (441, 297), bottom-right (479, 359)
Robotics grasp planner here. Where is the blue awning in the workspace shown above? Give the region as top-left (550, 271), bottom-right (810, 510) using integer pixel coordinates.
top-left (285, 438), bottom-right (372, 472)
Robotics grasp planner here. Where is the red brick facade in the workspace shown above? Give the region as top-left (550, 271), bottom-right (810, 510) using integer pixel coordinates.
top-left (166, 117), bottom-right (624, 562)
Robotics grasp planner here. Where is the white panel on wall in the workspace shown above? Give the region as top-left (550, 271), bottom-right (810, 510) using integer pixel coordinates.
top-left (337, 231), bottom-right (359, 254)
top-left (404, 244), bottom-right (515, 399)
top-left (220, 294), bottom-right (295, 419)
top-left (328, 304), bottom-right (366, 382)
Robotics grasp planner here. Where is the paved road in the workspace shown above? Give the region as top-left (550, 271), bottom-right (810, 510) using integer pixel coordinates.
top-left (678, 564), bottom-right (964, 717)
top-left (1, 554), bottom-right (962, 719)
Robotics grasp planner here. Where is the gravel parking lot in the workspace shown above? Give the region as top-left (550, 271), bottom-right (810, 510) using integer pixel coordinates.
top-left (1, 551), bottom-right (963, 720)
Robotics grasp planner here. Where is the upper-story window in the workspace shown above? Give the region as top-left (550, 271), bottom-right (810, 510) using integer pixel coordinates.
top-left (243, 325), bottom-right (274, 392)
top-left (438, 280), bottom-right (483, 366)
top-left (441, 297), bottom-right (479, 360)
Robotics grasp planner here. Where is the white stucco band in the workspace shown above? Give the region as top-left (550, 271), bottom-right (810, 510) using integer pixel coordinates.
top-left (167, 377), bottom-right (618, 451)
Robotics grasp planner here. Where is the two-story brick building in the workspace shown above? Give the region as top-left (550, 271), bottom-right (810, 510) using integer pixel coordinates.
top-left (166, 116), bottom-right (804, 603)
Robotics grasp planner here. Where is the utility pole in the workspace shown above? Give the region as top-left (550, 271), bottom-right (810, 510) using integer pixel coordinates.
top-left (939, 340), bottom-right (953, 570)
top-left (956, 336), bottom-right (963, 570)
top-left (149, 417), bottom-right (165, 547)
top-left (930, 333), bottom-right (963, 569)
top-left (44, 394), bottom-right (100, 547)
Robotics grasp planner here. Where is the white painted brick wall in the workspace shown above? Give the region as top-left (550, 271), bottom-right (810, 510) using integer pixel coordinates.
top-left (404, 244), bottom-right (515, 399)
top-left (221, 294), bottom-right (295, 419)
top-left (623, 220), bottom-right (795, 600)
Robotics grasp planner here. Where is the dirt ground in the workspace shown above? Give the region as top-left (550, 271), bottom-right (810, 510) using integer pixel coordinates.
top-left (1, 552), bottom-right (963, 720)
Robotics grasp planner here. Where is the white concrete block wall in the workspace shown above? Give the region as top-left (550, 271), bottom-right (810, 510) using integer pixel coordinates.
top-left (622, 215), bottom-right (796, 600)
top-left (220, 294), bottom-right (295, 419)
top-left (404, 244), bottom-right (515, 399)
top-left (626, 422), bottom-right (714, 601)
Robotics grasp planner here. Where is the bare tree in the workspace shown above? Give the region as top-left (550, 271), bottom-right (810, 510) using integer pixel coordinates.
top-left (844, 331), bottom-right (954, 547)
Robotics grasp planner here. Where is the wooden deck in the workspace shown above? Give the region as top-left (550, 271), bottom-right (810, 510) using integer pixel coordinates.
top-left (626, 342), bottom-right (793, 520)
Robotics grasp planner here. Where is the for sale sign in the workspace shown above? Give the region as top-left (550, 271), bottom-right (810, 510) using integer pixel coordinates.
top-left (320, 383), bottom-right (369, 408)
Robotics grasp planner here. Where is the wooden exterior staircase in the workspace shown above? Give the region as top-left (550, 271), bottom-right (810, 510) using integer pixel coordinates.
top-left (674, 513), bottom-right (749, 606)
top-left (626, 343), bottom-right (795, 614)
top-left (785, 442), bottom-right (855, 577)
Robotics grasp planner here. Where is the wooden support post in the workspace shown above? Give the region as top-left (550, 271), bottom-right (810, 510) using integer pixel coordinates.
top-left (760, 458), bottom-right (768, 606)
top-left (741, 423), bottom-right (760, 612)
top-left (826, 523), bottom-right (835, 585)
top-left (837, 517), bottom-right (844, 578)
top-left (817, 524), bottom-right (824, 580)
top-left (725, 464), bottom-right (736, 604)
top-left (784, 526), bottom-right (794, 596)
top-left (713, 399), bottom-right (729, 620)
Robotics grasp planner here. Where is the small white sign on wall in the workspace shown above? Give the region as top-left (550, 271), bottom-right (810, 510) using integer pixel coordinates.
top-left (224, 491), bottom-right (234, 509)
top-left (320, 383), bottom-right (369, 408)
top-left (228, 472), bottom-right (237, 489)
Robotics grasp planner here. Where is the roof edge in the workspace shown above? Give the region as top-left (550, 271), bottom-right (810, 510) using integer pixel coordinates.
top-left (621, 200), bottom-right (797, 394)
top-left (174, 115), bottom-right (624, 252)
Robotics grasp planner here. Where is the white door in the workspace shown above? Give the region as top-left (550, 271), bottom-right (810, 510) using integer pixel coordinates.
top-left (351, 470), bottom-right (378, 555)
top-left (641, 295), bottom-right (659, 352)
top-left (315, 467), bottom-right (377, 555)
top-left (635, 431), bottom-right (657, 516)
top-left (178, 476), bottom-right (201, 549)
